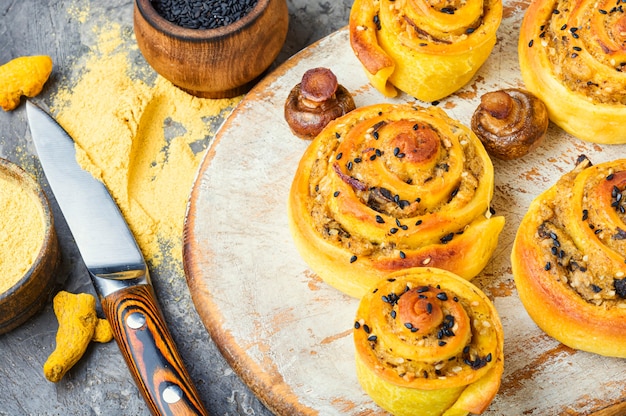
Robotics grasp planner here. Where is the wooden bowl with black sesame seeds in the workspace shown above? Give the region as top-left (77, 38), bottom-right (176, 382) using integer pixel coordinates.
top-left (133, 0), bottom-right (289, 98)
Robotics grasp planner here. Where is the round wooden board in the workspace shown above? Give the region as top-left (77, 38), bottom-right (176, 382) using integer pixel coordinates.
top-left (183, 15), bottom-right (626, 416)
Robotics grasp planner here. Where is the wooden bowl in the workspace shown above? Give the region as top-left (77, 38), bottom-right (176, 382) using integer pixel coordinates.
top-left (0, 158), bottom-right (59, 334)
top-left (133, 0), bottom-right (289, 98)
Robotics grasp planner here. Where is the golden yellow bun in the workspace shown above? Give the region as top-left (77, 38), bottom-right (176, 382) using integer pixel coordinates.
top-left (518, 0), bottom-right (626, 144)
top-left (288, 103), bottom-right (504, 298)
top-left (354, 267), bottom-right (504, 416)
top-left (349, 0), bottom-right (502, 102)
top-left (512, 156), bottom-right (626, 357)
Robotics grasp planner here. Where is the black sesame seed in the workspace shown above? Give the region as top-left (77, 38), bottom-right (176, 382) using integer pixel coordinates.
top-left (415, 219), bottom-right (423, 226)
top-left (390, 227), bottom-right (398, 234)
top-left (336, 153), bottom-right (343, 160)
top-left (333, 191), bottom-right (340, 197)
top-left (529, 39), bottom-right (534, 47)
top-left (466, 28), bottom-right (475, 34)
top-left (152, 0), bottom-right (259, 29)
top-left (368, 335), bottom-right (377, 342)
top-left (354, 321), bottom-right (361, 329)
top-left (440, 233), bottom-right (454, 244)
top-left (573, 46), bottom-right (582, 51)
top-left (376, 215), bottom-right (385, 224)
top-left (354, 157), bottom-right (362, 163)
top-left (582, 209), bottom-right (589, 221)
top-left (404, 322), bottom-right (413, 329)
top-left (391, 310), bottom-right (397, 319)
top-left (399, 251), bottom-right (406, 259)
top-left (436, 292), bottom-right (448, 301)
top-left (545, 262), bottom-right (552, 271)
top-left (417, 286), bottom-right (430, 293)
top-left (427, 303), bottom-right (433, 314)
top-left (438, 340), bottom-right (447, 346)
top-left (363, 324), bottom-right (371, 333)
top-left (373, 14), bottom-right (381, 30)
top-left (350, 255), bottom-right (358, 263)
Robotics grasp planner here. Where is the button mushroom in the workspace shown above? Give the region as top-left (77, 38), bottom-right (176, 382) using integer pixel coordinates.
top-left (284, 67), bottom-right (356, 140)
top-left (471, 88), bottom-right (549, 160)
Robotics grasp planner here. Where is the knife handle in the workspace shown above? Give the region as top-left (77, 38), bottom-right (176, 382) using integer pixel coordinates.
top-left (101, 284), bottom-right (210, 416)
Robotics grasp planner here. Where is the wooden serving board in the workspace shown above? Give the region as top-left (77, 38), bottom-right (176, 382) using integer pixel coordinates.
top-left (183, 5), bottom-right (626, 415)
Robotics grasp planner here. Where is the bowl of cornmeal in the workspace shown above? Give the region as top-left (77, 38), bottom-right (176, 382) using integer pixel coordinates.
top-left (0, 158), bottom-right (59, 334)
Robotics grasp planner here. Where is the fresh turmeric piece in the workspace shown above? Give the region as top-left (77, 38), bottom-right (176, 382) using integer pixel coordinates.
top-left (0, 55), bottom-right (53, 111)
top-left (43, 291), bottom-right (113, 383)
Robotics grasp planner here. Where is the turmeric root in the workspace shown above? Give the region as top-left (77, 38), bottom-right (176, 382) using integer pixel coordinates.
top-left (0, 55), bottom-right (53, 111)
top-left (43, 291), bottom-right (113, 383)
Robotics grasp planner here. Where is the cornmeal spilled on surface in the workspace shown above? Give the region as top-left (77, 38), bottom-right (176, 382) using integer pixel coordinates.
top-left (0, 172), bottom-right (45, 293)
top-left (52, 22), bottom-right (240, 271)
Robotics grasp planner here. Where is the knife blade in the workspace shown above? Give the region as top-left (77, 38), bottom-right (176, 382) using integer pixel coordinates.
top-left (26, 101), bottom-right (209, 416)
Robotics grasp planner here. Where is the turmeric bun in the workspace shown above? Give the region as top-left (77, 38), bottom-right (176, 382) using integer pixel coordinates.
top-left (354, 267), bottom-right (504, 416)
top-left (518, 0), bottom-right (626, 144)
top-left (349, 0), bottom-right (502, 102)
top-left (288, 103), bottom-right (504, 298)
top-left (512, 156), bottom-right (626, 357)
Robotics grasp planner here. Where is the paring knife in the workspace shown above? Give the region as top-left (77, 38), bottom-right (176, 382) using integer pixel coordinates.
top-left (26, 101), bottom-right (209, 416)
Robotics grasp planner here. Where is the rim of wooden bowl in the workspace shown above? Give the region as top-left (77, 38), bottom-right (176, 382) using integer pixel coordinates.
top-left (135, 0), bottom-right (271, 41)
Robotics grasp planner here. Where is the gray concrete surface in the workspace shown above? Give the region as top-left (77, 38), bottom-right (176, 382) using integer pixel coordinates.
top-left (0, 1), bottom-right (352, 414)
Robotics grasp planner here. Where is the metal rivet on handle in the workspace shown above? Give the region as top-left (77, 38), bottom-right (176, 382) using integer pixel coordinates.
top-left (126, 311), bottom-right (146, 329)
top-left (163, 384), bottom-right (183, 404)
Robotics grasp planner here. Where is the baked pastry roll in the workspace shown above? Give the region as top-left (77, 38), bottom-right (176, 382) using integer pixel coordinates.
top-left (518, 0), bottom-right (626, 144)
top-left (354, 267), bottom-right (504, 416)
top-left (512, 156), bottom-right (626, 357)
top-left (288, 103), bottom-right (505, 298)
top-left (349, 0), bottom-right (502, 102)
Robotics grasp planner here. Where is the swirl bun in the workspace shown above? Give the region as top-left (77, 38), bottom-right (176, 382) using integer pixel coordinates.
top-left (512, 156), bottom-right (626, 357)
top-left (518, 0), bottom-right (626, 144)
top-left (349, 0), bottom-right (502, 102)
top-left (354, 267), bottom-right (504, 416)
top-left (288, 103), bottom-right (505, 298)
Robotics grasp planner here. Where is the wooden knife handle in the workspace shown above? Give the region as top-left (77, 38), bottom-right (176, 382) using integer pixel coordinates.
top-left (101, 284), bottom-right (210, 416)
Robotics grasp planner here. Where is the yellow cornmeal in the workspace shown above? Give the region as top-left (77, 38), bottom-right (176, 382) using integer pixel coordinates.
top-left (0, 174), bottom-right (45, 293)
top-left (52, 22), bottom-right (240, 270)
